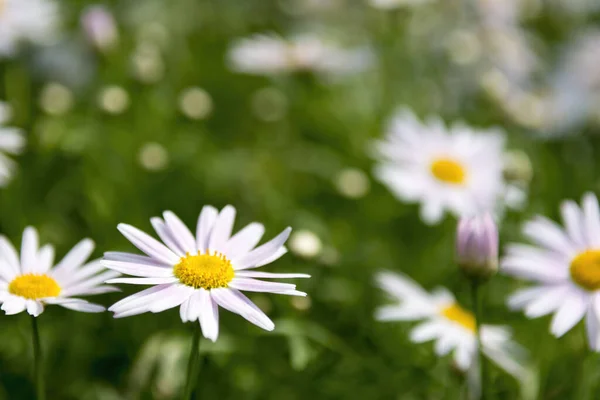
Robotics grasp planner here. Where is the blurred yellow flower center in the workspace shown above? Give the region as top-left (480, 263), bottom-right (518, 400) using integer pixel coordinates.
top-left (441, 303), bottom-right (476, 332)
top-left (8, 274), bottom-right (61, 300)
top-left (430, 158), bottom-right (466, 184)
top-left (0, 0), bottom-right (4, 16)
top-left (173, 252), bottom-right (235, 289)
top-left (570, 250), bottom-right (600, 291)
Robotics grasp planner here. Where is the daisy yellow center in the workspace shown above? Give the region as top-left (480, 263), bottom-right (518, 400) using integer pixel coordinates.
top-left (441, 303), bottom-right (476, 332)
top-left (173, 252), bottom-right (235, 289)
top-left (570, 250), bottom-right (600, 291)
top-left (8, 274), bottom-right (61, 300)
top-left (430, 158), bottom-right (466, 185)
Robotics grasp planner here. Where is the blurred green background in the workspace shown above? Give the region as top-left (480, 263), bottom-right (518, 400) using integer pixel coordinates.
top-left (1, 0), bottom-right (600, 398)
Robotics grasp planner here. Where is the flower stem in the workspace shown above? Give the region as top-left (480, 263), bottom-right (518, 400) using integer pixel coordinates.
top-left (182, 323), bottom-right (202, 400)
top-left (30, 316), bottom-right (45, 400)
top-left (470, 281), bottom-right (488, 400)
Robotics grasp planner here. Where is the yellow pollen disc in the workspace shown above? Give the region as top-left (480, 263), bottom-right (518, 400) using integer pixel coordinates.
top-left (9, 274), bottom-right (61, 300)
top-left (430, 158), bottom-right (466, 185)
top-left (173, 252), bottom-right (235, 289)
top-left (441, 303), bottom-right (476, 332)
top-left (570, 250), bottom-right (600, 291)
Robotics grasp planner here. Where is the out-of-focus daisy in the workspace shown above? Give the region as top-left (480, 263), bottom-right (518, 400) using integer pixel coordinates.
top-left (0, 0), bottom-right (60, 58)
top-left (372, 108), bottom-right (509, 224)
top-left (103, 206), bottom-right (310, 342)
top-left (0, 227), bottom-right (119, 317)
top-left (0, 105), bottom-right (25, 187)
top-left (375, 271), bottom-right (526, 376)
top-left (227, 34), bottom-right (372, 77)
top-left (368, 0), bottom-right (433, 9)
top-left (503, 193), bottom-right (600, 350)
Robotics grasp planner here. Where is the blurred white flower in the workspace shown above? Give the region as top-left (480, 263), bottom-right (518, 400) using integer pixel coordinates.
top-left (0, 111), bottom-right (25, 187)
top-left (0, 227), bottom-right (119, 317)
top-left (227, 34), bottom-right (372, 77)
top-left (178, 87), bottom-right (213, 120)
top-left (503, 193), bottom-right (600, 351)
top-left (335, 168), bottom-right (370, 199)
top-left (98, 85), bottom-right (130, 114)
top-left (375, 271), bottom-right (528, 377)
top-left (372, 108), bottom-right (510, 224)
top-left (0, 0), bottom-right (60, 58)
top-left (138, 142), bottom-right (169, 171)
top-left (39, 82), bottom-right (74, 116)
top-left (368, 0), bottom-right (433, 9)
top-left (103, 206), bottom-right (310, 342)
top-left (81, 5), bottom-right (119, 52)
top-left (289, 230), bottom-right (322, 258)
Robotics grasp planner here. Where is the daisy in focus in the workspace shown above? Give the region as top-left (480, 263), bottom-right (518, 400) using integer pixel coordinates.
top-left (102, 206), bottom-right (310, 342)
top-left (375, 271), bottom-right (526, 376)
top-left (372, 108), bottom-right (514, 224)
top-left (503, 192), bottom-right (600, 350)
top-left (0, 227), bottom-right (119, 317)
top-left (227, 33), bottom-right (372, 77)
top-left (0, 0), bottom-right (60, 58)
top-left (0, 102), bottom-right (25, 186)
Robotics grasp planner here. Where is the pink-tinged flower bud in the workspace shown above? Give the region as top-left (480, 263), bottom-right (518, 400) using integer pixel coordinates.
top-left (81, 5), bottom-right (118, 52)
top-left (456, 213), bottom-right (498, 281)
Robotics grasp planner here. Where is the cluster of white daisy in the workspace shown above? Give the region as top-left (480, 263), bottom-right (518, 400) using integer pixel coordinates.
top-left (227, 34), bottom-right (373, 78)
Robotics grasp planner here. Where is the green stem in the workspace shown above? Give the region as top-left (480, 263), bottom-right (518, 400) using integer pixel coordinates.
top-left (31, 316), bottom-right (45, 400)
top-left (470, 281), bottom-right (488, 400)
top-left (182, 324), bottom-right (202, 400)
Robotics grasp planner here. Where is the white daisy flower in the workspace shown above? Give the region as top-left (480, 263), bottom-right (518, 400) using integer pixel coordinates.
top-left (503, 192), bottom-right (600, 350)
top-left (372, 108), bottom-right (508, 224)
top-left (0, 107), bottom-right (25, 187)
top-left (375, 271), bottom-right (526, 376)
top-left (0, 227), bottom-right (120, 317)
top-left (227, 33), bottom-right (372, 77)
top-left (103, 206), bottom-right (310, 342)
top-left (0, 0), bottom-right (60, 58)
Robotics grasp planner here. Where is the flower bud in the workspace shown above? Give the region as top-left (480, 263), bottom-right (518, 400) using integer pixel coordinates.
top-left (456, 213), bottom-right (498, 281)
top-left (81, 6), bottom-right (119, 52)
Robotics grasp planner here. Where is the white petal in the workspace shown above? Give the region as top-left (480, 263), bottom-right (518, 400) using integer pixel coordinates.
top-left (222, 223), bottom-right (265, 260)
top-left (26, 300), bottom-right (44, 317)
top-left (0, 128), bottom-right (25, 154)
top-left (235, 271), bottom-right (310, 279)
top-left (196, 206), bottom-right (218, 253)
top-left (255, 247), bottom-right (288, 268)
top-left (1, 295), bottom-right (26, 315)
top-left (561, 201), bottom-right (586, 249)
top-left (550, 290), bottom-right (588, 337)
top-left (583, 193), bottom-right (600, 248)
top-left (235, 228), bottom-right (291, 270)
top-left (523, 286), bottom-right (571, 318)
top-left (435, 334), bottom-right (456, 356)
top-left (208, 205), bottom-right (236, 252)
top-left (106, 277), bottom-right (178, 285)
top-left (146, 284), bottom-right (194, 314)
top-left (586, 299), bottom-right (600, 351)
top-left (523, 216), bottom-right (575, 257)
top-left (109, 284), bottom-right (175, 313)
top-left (229, 277), bottom-right (297, 294)
top-left (52, 239), bottom-right (95, 277)
top-left (151, 217), bottom-right (185, 257)
top-left (117, 224), bottom-right (180, 265)
top-left (103, 252), bottom-right (169, 267)
top-left (180, 296), bottom-right (192, 322)
top-left (211, 288), bottom-right (274, 331)
top-left (163, 211), bottom-right (197, 254)
top-left (0, 236), bottom-right (21, 277)
top-left (61, 285), bottom-right (120, 297)
top-left (20, 227), bottom-right (39, 274)
top-left (454, 344), bottom-right (474, 371)
top-left (36, 245), bottom-right (55, 274)
top-left (420, 199), bottom-right (444, 225)
top-left (101, 260), bottom-right (175, 277)
top-left (60, 260), bottom-right (105, 286)
top-left (200, 290), bottom-right (219, 342)
top-left (501, 255), bottom-right (568, 283)
top-left (409, 321), bottom-right (444, 343)
top-left (52, 298), bottom-right (105, 313)
top-left (507, 286), bottom-right (551, 310)
top-left (375, 305), bottom-right (431, 322)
